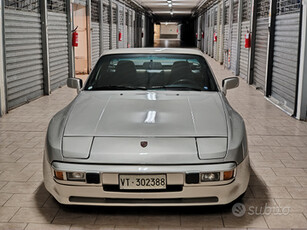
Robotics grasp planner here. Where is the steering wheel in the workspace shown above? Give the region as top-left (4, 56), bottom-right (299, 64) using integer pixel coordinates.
top-left (171, 79), bottom-right (196, 86)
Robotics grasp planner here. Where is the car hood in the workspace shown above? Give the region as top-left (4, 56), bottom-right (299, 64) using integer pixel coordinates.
top-left (64, 91), bottom-right (228, 137)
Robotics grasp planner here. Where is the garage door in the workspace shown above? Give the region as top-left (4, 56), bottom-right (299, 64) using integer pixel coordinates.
top-left (217, 3), bottom-right (222, 62)
top-left (125, 9), bottom-right (128, 48)
top-left (102, 0), bottom-right (110, 51)
top-left (270, 1), bottom-right (301, 113)
top-left (4, 2), bottom-right (44, 109)
top-left (205, 12), bottom-right (209, 54)
top-left (224, 3), bottom-right (230, 68)
top-left (253, 0), bottom-right (270, 92)
top-left (209, 9), bottom-right (214, 57)
top-left (91, 0), bottom-right (100, 68)
top-left (142, 15), bottom-right (145, 47)
top-left (239, 0), bottom-right (251, 79)
top-left (213, 7), bottom-right (218, 60)
top-left (111, 3), bottom-right (117, 49)
top-left (128, 11), bottom-right (133, 48)
top-left (131, 11), bottom-right (135, 48)
top-left (47, 1), bottom-right (69, 91)
top-left (118, 4), bottom-right (125, 48)
top-left (231, 0), bottom-right (239, 74)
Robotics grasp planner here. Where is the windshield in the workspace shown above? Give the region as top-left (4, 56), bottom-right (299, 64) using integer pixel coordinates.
top-left (84, 54), bottom-right (218, 92)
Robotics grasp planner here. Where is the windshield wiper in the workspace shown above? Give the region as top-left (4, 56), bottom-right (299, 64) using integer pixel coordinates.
top-left (150, 85), bottom-right (203, 91)
top-left (87, 85), bottom-right (147, 91)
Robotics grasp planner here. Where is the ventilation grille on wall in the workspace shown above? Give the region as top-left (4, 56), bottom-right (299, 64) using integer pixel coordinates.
top-left (47, 0), bottom-right (65, 13)
top-left (225, 6), bottom-right (229, 24)
top-left (103, 4), bottom-right (110, 24)
top-left (277, 0), bottom-right (300, 15)
top-left (91, 0), bottom-right (99, 22)
top-left (112, 6), bottom-right (117, 24)
top-left (242, 0), bottom-right (251, 21)
top-left (257, 0), bottom-right (270, 18)
top-left (233, 1), bottom-right (239, 23)
top-left (119, 9), bottom-right (124, 26)
top-left (5, 0), bottom-right (40, 12)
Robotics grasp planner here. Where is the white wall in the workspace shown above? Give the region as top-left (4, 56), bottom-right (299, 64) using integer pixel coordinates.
top-left (0, 0), bottom-right (6, 116)
top-left (160, 24), bottom-right (178, 35)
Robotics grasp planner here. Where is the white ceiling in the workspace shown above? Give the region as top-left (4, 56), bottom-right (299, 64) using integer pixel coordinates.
top-left (135, 0), bottom-right (202, 17)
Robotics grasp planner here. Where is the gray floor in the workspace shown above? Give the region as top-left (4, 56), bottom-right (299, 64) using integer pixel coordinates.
top-left (0, 54), bottom-right (307, 229)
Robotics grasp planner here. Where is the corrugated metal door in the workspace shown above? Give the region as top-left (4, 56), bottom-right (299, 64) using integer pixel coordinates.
top-left (270, 2), bottom-right (301, 113)
top-left (219, 2), bottom-right (224, 63)
top-left (209, 9), bottom-right (213, 57)
top-left (48, 9), bottom-right (69, 90)
top-left (102, 0), bottom-right (110, 51)
top-left (253, 0), bottom-right (270, 92)
top-left (91, 0), bottom-right (100, 67)
top-left (142, 15), bottom-right (145, 47)
top-left (4, 4), bottom-right (44, 109)
top-left (131, 11), bottom-right (135, 48)
top-left (224, 3), bottom-right (230, 65)
top-left (200, 15), bottom-right (205, 52)
top-left (231, 0), bottom-right (239, 73)
top-left (111, 3), bottom-right (117, 49)
top-left (125, 9), bottom-right (128, 48)
top-left (213, 7), bottom-right (218, 60)
top-left (118, 5), bottom-right (124, 48)
top-left (205, 12), bottom-right (209, 53)
top-left (239, 0), bottom-right (251, 79)
top-left (128, 10), bottom-right (133, 48)
top-left (197, 16), bottom-right (201, 49)
top-left (217, 4), bottom-right (221, 62)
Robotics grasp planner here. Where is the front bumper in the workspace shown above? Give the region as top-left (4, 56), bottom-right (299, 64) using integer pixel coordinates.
top-left (43, 156), bottom-right (250, 206)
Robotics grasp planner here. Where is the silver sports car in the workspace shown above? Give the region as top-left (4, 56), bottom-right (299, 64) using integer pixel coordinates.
top-left (43, 48), bottom-right (250, 206)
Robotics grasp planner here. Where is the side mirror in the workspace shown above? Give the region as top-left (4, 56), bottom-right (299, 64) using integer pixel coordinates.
top-left (67, 78), bottom-right (83, 93)
top-left (222, 77), bottom-right (239, 95)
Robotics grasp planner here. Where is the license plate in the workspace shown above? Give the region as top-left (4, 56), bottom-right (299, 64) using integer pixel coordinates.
top-left (119, 174), bottom-right (167, 190)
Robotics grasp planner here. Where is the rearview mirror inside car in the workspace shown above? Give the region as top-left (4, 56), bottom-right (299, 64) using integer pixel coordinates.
top-left (222, 77), bottom-right (239, 95)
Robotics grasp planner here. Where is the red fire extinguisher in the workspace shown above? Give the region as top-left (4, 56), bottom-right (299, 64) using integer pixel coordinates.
top-left (245, 32), bottom-right (251, 48)
top-left (72, 26), bottom-right (78, 47)
top-left (196, 33), bottom-right (198, 39)
top-left (119, 31), bottom-right (122, 41)
top-left (214, 32), bottom-right (217, 42)
top-left (202, 31), bottom-right (204, 39)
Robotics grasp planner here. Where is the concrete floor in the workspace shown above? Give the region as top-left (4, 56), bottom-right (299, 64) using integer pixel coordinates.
top-left (0, 53), bottom-right (307, 230)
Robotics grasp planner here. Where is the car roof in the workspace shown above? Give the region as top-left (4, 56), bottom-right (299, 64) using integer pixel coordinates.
top-left (101, 48), bottom-right (204, 56)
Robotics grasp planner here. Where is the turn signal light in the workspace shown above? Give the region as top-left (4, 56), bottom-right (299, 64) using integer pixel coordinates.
top-left (54, 171), bottom-right (64, 180)
top-left (224, 170), bottom-right (234, 180)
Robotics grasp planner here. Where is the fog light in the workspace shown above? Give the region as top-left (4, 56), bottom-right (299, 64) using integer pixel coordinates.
top-left (223, 170), bottom-right (234, 180)
top-left (201, 172), bottom-right (220, 182)
top-left (67, 172), bottom-right (85, 181)
top-left (54, 171), bottom-right (64, 180)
